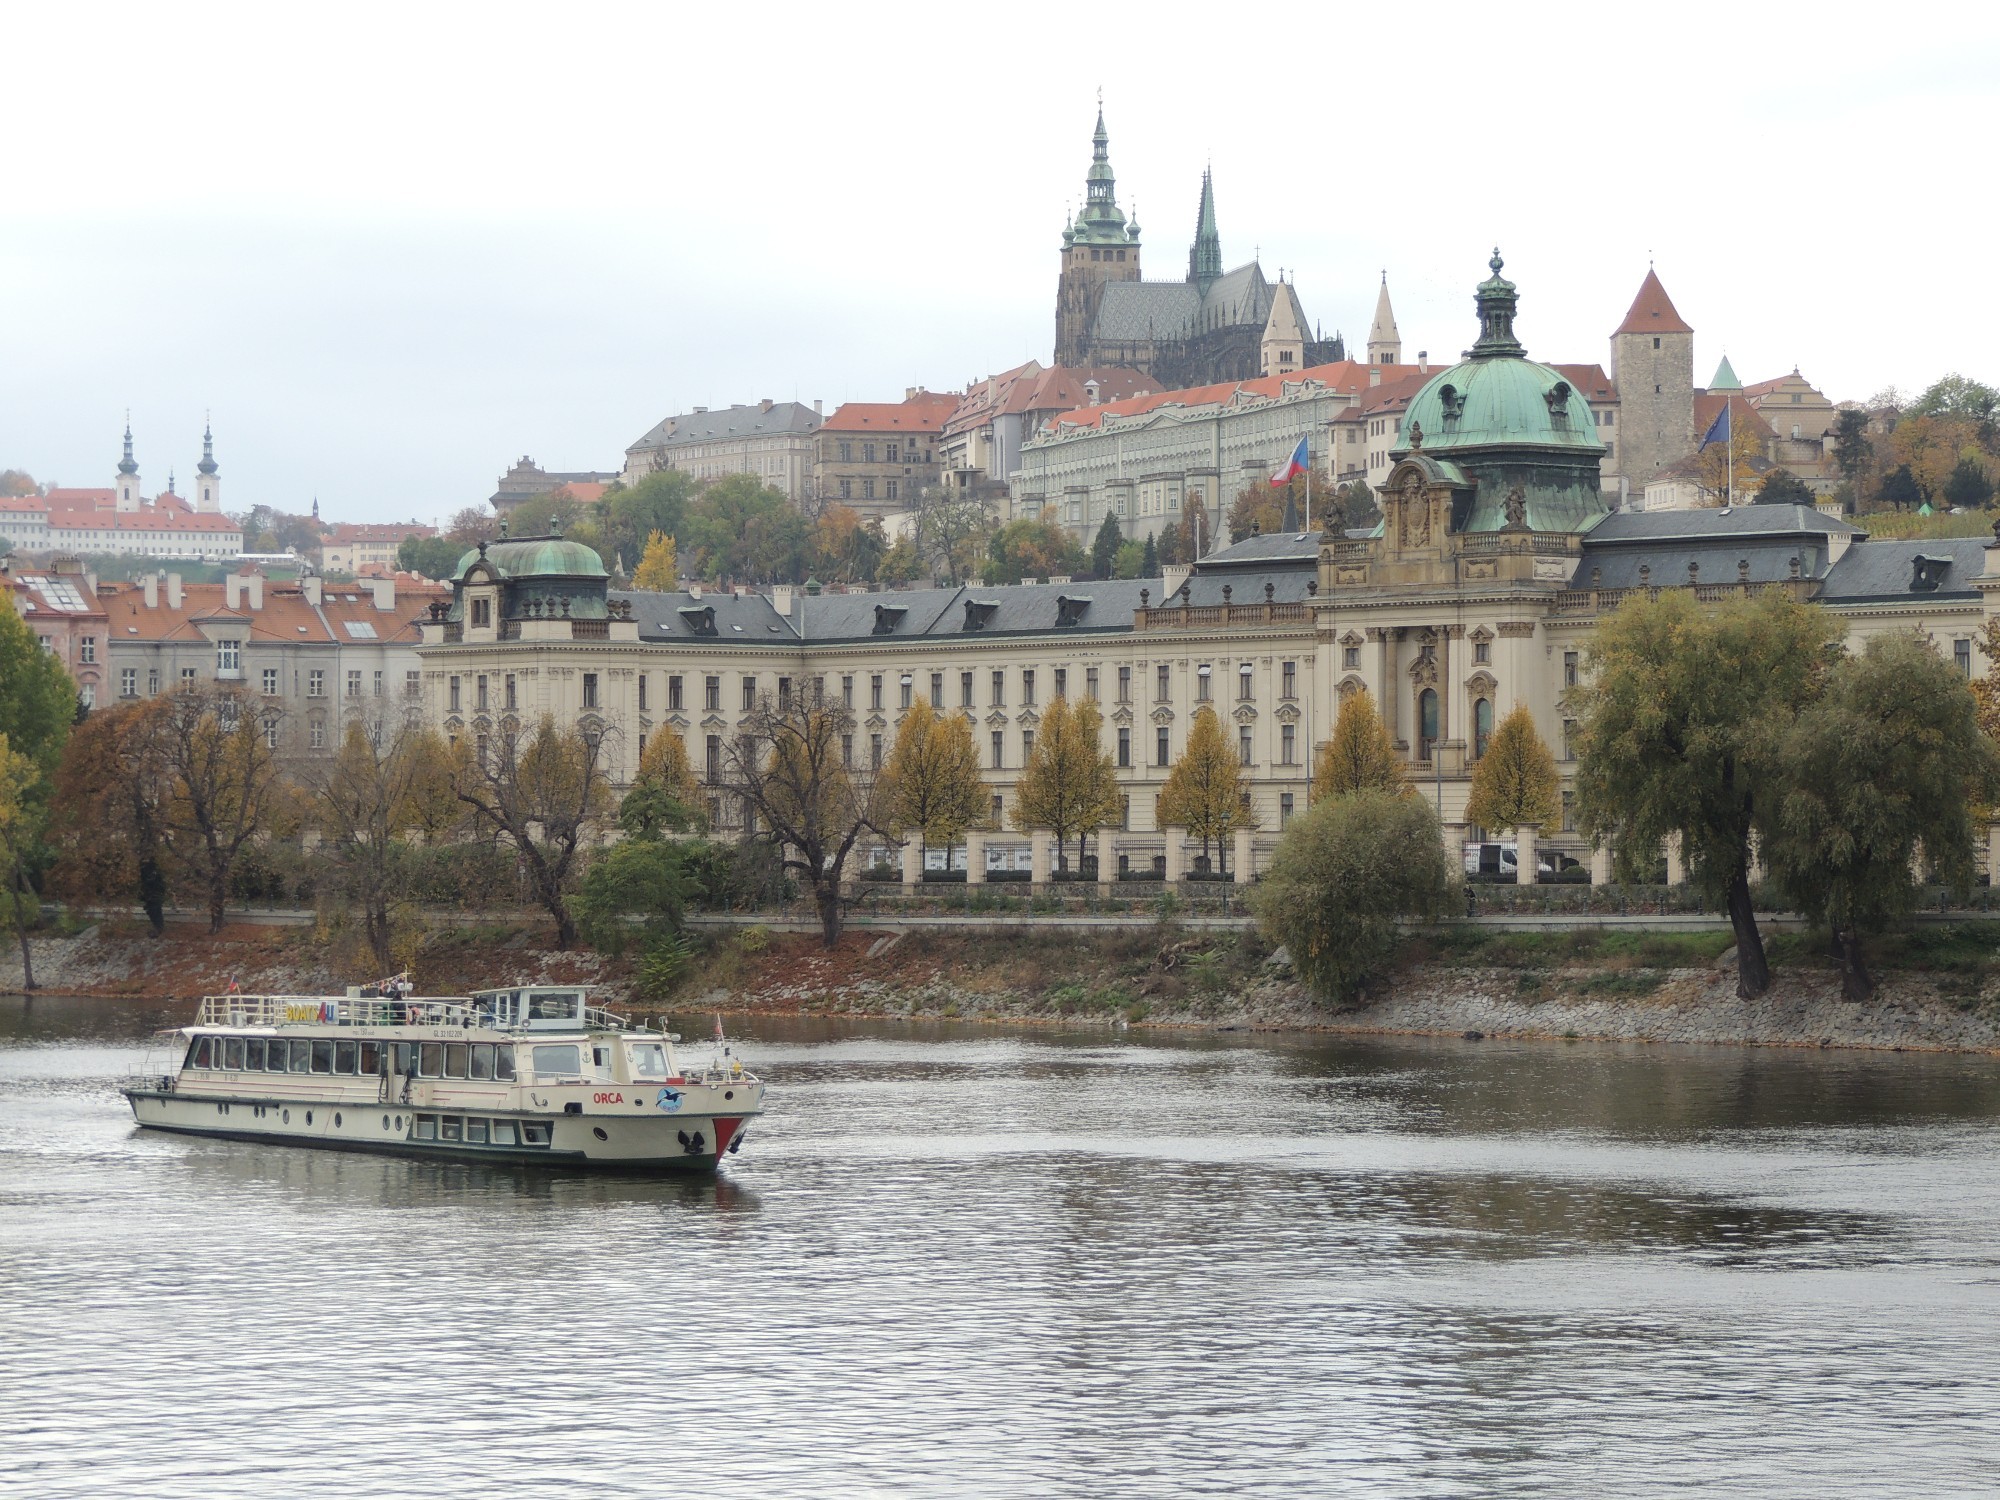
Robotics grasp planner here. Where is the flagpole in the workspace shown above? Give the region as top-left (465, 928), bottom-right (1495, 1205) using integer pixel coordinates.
top-left (1304, 444), bottom-right (1312, 534)
top-left (1726, 399), bottom-right (1734, 509)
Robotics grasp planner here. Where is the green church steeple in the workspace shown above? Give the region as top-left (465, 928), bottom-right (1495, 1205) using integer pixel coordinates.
top-left (1071, 100), bottom-right (1134, 246)
top-left (1469, 248), bottom-right (1526, 359)
top-left (1188, 168), bottom-right (1221, 288)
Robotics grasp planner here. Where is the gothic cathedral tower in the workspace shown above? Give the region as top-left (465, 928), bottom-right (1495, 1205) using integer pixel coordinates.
top-left (1054, 104), bottom-right (1141, 367)
top-left (1608, 269), bottom-right (1694, 496)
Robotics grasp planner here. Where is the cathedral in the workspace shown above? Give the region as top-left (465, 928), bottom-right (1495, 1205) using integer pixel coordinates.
top-left (1053, 108), bottom-right (1343, 388)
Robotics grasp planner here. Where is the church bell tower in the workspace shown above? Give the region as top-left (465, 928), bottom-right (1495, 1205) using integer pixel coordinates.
top-left (1055, 100), bottom-right (1142, 367)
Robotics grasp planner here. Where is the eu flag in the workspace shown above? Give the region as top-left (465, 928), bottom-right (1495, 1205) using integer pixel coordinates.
top-left (1700, 402), bottom-right (1733, 450)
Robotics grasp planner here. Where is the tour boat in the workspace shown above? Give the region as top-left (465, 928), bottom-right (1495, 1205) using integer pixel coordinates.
top-left (121, 985), bottom-right (764, 1172)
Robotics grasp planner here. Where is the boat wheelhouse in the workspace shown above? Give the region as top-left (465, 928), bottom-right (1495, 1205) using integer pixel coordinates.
top-left (122, 985), bottom-right (763, 1173)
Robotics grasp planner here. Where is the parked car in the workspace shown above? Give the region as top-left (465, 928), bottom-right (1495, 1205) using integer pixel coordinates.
top-left (1463, 841), bottom-right (1555, 878)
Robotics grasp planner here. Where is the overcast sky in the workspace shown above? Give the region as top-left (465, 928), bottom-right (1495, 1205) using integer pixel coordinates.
top-left (5, 3), bottom-right (1992, 524)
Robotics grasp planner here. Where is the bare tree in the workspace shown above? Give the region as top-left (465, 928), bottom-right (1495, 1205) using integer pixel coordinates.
top-left (723, 690), bottom-right (889, 948)
top-left (453, 716), bottom-right (613, 948)
top-left (147, 686), bottom-right (287, 933)
top-left (912, 485), bottom-right (994, 586)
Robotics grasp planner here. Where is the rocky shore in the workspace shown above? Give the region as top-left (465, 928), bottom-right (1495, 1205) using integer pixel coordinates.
top-left (7, 920), bottom-right (2000, 1055)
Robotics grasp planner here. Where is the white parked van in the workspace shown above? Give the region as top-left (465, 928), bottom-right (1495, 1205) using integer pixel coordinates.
top-left (1463, 842), bottom-right (1554, 878)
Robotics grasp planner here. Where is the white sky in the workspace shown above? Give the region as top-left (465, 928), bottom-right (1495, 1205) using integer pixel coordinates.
top-left (4, 2), bottom-right (1993, 523)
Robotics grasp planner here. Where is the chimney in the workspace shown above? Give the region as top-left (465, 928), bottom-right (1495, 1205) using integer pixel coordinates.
top-left (371, 578), bottom-right (395, 611)
top-left (226, 575), bottom-right (242, 611)
top-left (688, 583), bottom-right (702, 600)
top-left (813, 399), bottom-right (822, 417)
top-left (1418, 351), bottom-right (1428, 374)
top-left (167, 573), bottom-right (183, 610)
top-left (143, 574), bottom-right (158, 609)
top-left (303, 576), bottom-right (323, 606)
top-left (248, 575), bottom-right (264, 611)
top-left (1085, 379), bottom-right (1101, 406)
top-left (771, 583), bottom-right (795, 617)
top-left (905, 387), bottom-right (918, 402)
top-left (760, 398), bottom-right (774, 413)
top-left (1369, 368), bottom-right (1382, 387)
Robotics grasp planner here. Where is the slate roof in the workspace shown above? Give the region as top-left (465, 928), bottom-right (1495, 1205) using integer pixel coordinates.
top-left (626, 401), bottom-right (821, 452)
top-left (1818, 537), bottom-right (1992, 603)
top-left (1581, 505), bottom-right (1859, 543)
top-left (1199, 532), bottom-right (1321, 567)
top-left (618, 588), bottom-right (794, 644)
top-left (1575, 504), bottom-right (1858, 589)
top-left (1091, 262), bottom-right (1274, 345)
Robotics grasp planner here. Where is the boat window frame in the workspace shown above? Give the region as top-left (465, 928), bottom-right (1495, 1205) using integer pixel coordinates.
top-left (291, 1039), bottom-right (312, 1073)
top-left (439, 1116), bottom-right (464, 1142)
top-left (494, 1047), bottom-right (517, 1082)
top-left (334, 1039), bottom-right (358, 1075)
top-left (392, 1043), bottom-right (415, 1076)
top-left (418, 1042), bottom-right (444, 1078)
top-left (190, 1036), bottom-right (214, 1069)
top-left (444, 1043), bottom-right (469, 1080)
top-left (359, 1041), bottom-right (382, 1076)
top-left (469, 1043), bottom-right (494, 1081)
top-left (466, 1118), bottom-right (490, 1144)
top-left (265, 1040), bottom-right (289, 1073)
top-left (310, 1039), bottom-right (334, 1074)
top-left (627, 1042), bottom-right (669, 1081)
top-left (245, 1038), bottom-right (266, 1071)
top-left (223, 1037), bottom-right (245, 1071)
top-left (530, 1043), bottom-right (584, 1080)
top-left (414, 1115), bottom-right (438, 1141)
top-left (491, 1121), bottom-right (519, 1146)
top-left (520, 1122), bottom-right (551, 1147)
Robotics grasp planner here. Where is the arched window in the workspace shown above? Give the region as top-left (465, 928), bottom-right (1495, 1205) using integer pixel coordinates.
top-left (1418, 688), bottom-right (1439, 762)
top-left (1473, 697), bottom-right (1493, 760)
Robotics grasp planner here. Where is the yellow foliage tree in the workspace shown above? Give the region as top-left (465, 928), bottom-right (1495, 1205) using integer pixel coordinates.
top-left (632, 530), bottom-right (679, 591)
top-left (1313, 689), bottom-right (1406, 801)
top-left (1463, 704), bottom-right (1560, 834)
top-left (883, 698), bottom-right (987, 865)
top-left (0, 733), bottom-right (43, 988)
top-left (619, 724), bottom-right (705, 837)
top-left (1694, 416), bottom-right (1766, 504)
top-left (1157, 704), bottom-right (1255, 873)
top-left (1012, 695), bottom-right (1121, 871)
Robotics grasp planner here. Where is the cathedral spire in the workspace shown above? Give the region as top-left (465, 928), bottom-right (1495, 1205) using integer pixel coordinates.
top-left (197, 417), bottom-right (218, 476)
top-left (1188, 168), bottom-right (1221, 288)
top-left (1366, 273), bottom-right (1401, 364)
top-left (1071, 99), bottom-right (1131, 245)
top-left (118, 415), bottom-right (138, 477)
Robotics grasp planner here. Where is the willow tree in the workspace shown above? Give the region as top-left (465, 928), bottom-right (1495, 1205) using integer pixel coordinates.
top-left (884, 697), bottom-right (986, 868)
top-left (1158, 704), bottom-right (1255, 874)
top-left (1012, 695), bottom-right (1119, 872)
top-left (1766, 635), bottom-right (2000, 1001)
top-left (1313, 688), bottom-right (1405, 801)
top-left (1572, 590), bottom-right (1839, 999)
top-left (1463, 705), bottom-right (1559, 835)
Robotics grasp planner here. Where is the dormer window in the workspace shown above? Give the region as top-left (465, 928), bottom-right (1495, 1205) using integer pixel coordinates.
top-left (1437, 384), bottom-right (1463, 429)
top-left (678, 605), bottom-right (717, 636)
top-left (963, 600), bottom-right (999, 631)
top-left (1911, 555), bottom-right (1951, 592)
top-left (872, 604), bottom-right (907, 636)
top-left (1545, 381), bottom-right (1572, 432)
top-left (470, 597), bottom-right (492, 628)
top-left (1054, 594), bottom-right (1091, 627)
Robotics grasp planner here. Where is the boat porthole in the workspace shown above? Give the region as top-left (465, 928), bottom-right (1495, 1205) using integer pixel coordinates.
top-left (217, 1102), bottom-right (225, 1115)
top-left (305, 1111), bottom-right (313, 1126)
top-left (592, 1127), bottom-right (609, 1142)
top-left (282, 1109), bottom-right (290, 1124)
top-left (333, 1113), bottom-right (342, 1128)
top-left (395, 1115), bottom-right (403, 1130)
top-left (382, 1114), bottom-right (390, 1130)
top-left (724, 1090), bottom-right (734, 1100)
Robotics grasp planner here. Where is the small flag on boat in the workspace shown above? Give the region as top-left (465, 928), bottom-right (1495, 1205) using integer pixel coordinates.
top-left (714, 1014), bottom-right (725, 1043)
top-left (1269, 435), bottom-right (1309, 487)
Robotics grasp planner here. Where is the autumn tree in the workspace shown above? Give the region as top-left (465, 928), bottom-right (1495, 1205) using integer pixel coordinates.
top-left (877, 536), bottom-right (923, 586)
top-left (723, 691), bottom-right (888, 947)
top-left (912, 486), bottom-right (994, 585)
top-left (811, 504), bottom-right (883, 584)
top-left (1572, 590), bottom-right (1839, 999)
top-left (619, 726), bottom-right (705, 839)
top-left (398, 534), bottom-right (464, 580)
top-left (1463, 705), bottom-right (1559, 837)
top-left (599, 470), bottom-right (690, 567)
top-left (1313, 689), bottom-right (1405, 801)
top-left (0, 735), bottom-right (44, 987)
top-left (446, 507), bottom-right (501, 544)
top-left (1695, 417), bottom-right (1765, 503)
top-left (1012, 695), bottom-right (1120, 872)
top-left (1254, 788), bottom-right (1455, 1004)
top-left (0, 602), bottom-right (75, 783)
top-left (1765, 634), bottom-right (2000, 1001)
top-left (145, 686), bottom-right (287, 933)
top-left (455, 716), bottom-right (615, 948)
top-left (305, 721), bottom-right (458, 971)
top-left (1158, 704), bottom-right (1255, 874)
top-left (632, 530), bottom-right (679, 591)
top-left (883, 697), bottom-right (986, 868)
top-left (983, 515), bottom-right (1084, 585)
top-left (46, 704), bottom-right (171, 932)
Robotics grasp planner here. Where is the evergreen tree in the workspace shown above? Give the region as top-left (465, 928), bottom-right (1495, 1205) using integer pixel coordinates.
top-left (1754, 469), bottom-right (1816, 506)
top-left (1944, 457), bottom-right (1995, 510)
top-left (1141, 533), bottom-right (1159, 575)
top-left (1312, 689), bottom-right (1405, 801)
top-left (884, 698), bottom-right (987, 866)
top-left (1090, 512), bottom-right (1122, 580)
top-left (1463, 705), bottom-right (1559, 834)
top-left (1878, 464), bottom-right (1923, 511)
top-left (620, 725), bottom-right (705, 838)
top-left (1157, 705), bottom-right (1254, 873)
top-left (1012, 696), bottom-right (1120, 871)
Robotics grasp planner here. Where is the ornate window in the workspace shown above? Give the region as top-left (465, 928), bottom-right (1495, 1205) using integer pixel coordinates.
top-left (1473, 697), bottom-right (1493, 760)
top-left (1417, 689), bottom-right (1439, 763)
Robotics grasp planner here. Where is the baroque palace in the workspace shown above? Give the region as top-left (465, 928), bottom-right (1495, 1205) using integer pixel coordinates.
top-left (416, 253), bottom-right (2000, 877)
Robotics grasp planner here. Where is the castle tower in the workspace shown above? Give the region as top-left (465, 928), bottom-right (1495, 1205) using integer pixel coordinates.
top-left (1188, 169), bottom-right (1221, 290)
top-left (115, 418), bottom-right (141, 512)
top-left (1260, 278), bottom-right (1306, 377)
top-left (1366, 275), bottom-right (1401, 365)
top-left (1609, 268), bottom-right (1695, 491)
top-left (196, 419), bottom-right (221, 512)
top-left (1054, 102), bottom-right (1142, 367)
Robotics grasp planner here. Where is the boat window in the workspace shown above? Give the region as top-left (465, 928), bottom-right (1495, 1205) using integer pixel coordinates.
top-left (246, 1038), bottom-right (266, 1071)
top-left (469, 1043), bottom-right (494, 1080)
top-left (191, 1037), bottom-right (214, 1069)
top-left (223, 1037), bottom-right (245, 1071)
top-left (491, 1121), bottom-right (518, 1146)
top-left (334, 1040), bottom-right (358, 1075)
top-left (628, 1043), bottom-right (668, 1080)
top-left (520, 1122), bottom-right (550, 1147)
top-left (527, 992), bottom-right (581, 1021)
top-left (359, 1042), bottom-right (382, 1076)
top-left (308, 1039), bottom-right (332, 1074)
top-left (494, 1047), bottom-right (517, 1082)
top-left (419, 1043), bottom-right (443, 1078)
top-left (444, 1043), bottom-right (469, 1080)
top-left (291, 1039), bottom-right (312, 1072)
top-left (268, 1043), bottom-right (290, 1074)
top-left (440, 1116), bottom-right (464, 1142)
top-left (531, 1044), bottom-right (582, 1078)
top-left (392, 1043), bottom-right (415, 1076)
top-left (592, 1045), bottom-right (612, 1081)
top-left (466, 1119), bottom-right (490, 1144)
top-left (414, 1115), bottom-right (438, 1141)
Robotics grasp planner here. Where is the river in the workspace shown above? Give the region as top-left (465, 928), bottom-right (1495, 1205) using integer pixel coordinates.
top-left (2, 995), bottom-right (1998, 1497)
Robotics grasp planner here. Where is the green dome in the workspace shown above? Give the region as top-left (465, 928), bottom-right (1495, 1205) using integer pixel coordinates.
top-left (1398, 355), bottom-right (1605, 456)
top-left (454, 535), bottom-right (608, 581)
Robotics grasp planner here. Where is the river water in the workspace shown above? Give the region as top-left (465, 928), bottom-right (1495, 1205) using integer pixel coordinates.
top-left (2, 997), bottom-right (1999, 1497)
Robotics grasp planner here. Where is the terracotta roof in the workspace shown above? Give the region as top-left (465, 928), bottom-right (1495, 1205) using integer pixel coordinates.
top-left (42, 488), bottom-right (114, 504)
top-left (1614, 269), bottom-right (1692, 336)
top-left (327, 522), bottom-right (436, 543)
top-left (43, 506), bottom-right (240, 533)
top-left (1690, 392), bottom-right (1777, 445)
top-left (96, 580), bottom-right (447, 645)
top-left (1003, 366), bottom-right (1159, 417)
top-left (1353, 370), bottom-right (1437, 418)
top-left (821, 393), bottom-right (962, 433)
top-left (0, 498), bottom-right (48, 514)
top-left (1552, 363), bottom-right (1617, 402)
top-left (1041, 359), bottom-right (1436, 434)
top-left (1739, 371), bottom-right (1820, 401)
top-left (943, 361), bottom-right (1044, 436)
top-left (549, 482), bottom-right (608, 504)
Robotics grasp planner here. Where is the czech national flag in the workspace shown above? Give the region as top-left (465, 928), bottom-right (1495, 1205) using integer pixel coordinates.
top-left (1270, 435), bottom-right (1309, 487)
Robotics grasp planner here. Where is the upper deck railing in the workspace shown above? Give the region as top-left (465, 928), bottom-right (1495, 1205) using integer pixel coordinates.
top-left (194, 995), bottom-right (658, 1035)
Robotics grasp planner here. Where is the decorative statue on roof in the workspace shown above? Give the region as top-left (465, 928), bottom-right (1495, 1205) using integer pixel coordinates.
top-left (1503, 485), bottom-right (1528, 531)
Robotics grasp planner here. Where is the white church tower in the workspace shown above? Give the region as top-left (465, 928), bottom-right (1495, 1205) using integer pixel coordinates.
top-left (196, 419), bottom-right (221, 512)
top-left (1366, 274), bottom-right (1401, 365)
top-left (115, 418), bottom-right (141, 512)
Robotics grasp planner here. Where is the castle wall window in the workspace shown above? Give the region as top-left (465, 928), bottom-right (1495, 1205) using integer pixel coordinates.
top-left (1022, 730), bottom-right (1035, 762)
top-left (1343, 645), bottom-right (1360, 670)
top-left (1023, 670), bottom-right (1036, 707)
top-left (1563, 651), bottom-right (1579, 688)
top-left (743, 676), bottom-right (758, 712)
top-left (1418, 689), bottom-right (1438, 762)
top-left (870, 674), bottom-right (883, 711)
top-left (991, 731), bottom-right (1003, 770)
top-left (121, 668), bottom-right (137, 698)
top-left (1474, 698), bottom-right (1493, 760)
top-left (1239, 725), bottom-right (1253, 765)
top-left (1118, 727), bottom-right (1131, 767)
top-left (841, 734), bottom-right (853, 768)
top-left (1156, 664), bottom-right (1171, 702)
top-left (407, 671), bottom-right (421, 700)
top-left (1118, 666), bottom-right (1131, 703)
top-left (842, 675), bottom-right (854, 709)
top-left (310, 722), bottom-right (325, 750)
top-left (1086, 667), bottom-right (1098, 701)
top-left (1282, 661), bottom-right (1296, 699)
top-left (1156, 727), bottom-right (1170, 767)
top-left (373, 671), bottom-right (384, 697)
top-left (1280, 792), bottom-right (1295, 828)
top-left (931, 672), bottom-right (944, 706)
top-left (1957, 639), bottom-right (1973, 677)
top-left (348, 670), bottom-right (363, 699)
top-left (637, 675), bottom-right (648, 712)
top-left (1053, 668), bottom-right (1067, 700)
top-left (668, 675), bottom-right (683, 710)
top-left (961, 671), bottom-right (974, 708)
top-left (447, 676), bottom-right (458, 712)
top-left (871, 734), bottom-right (883, 771)
top-left (705, 676), bottom-right (721, 712)
top-left (706, 735), bottom-right (721, 781)
top-left (1281, 724), bottom-right (1296, 765)
top-left (899, 676), bottom-right (912, 711)
top-left (476, 675), bottom-right (488, 712)
top-left (471, 598), bottom-right (491, 628)
top-left (262, 668), bottom-right (279, 696)
top-left (1474, 640), bottom-right (1491, 665)
top-left (886, 481), bottom-right (897, 501)
top-left (583, 674), bottom-right (598, 710)
top-left (1238, 663), bottom-right (1254, 701)
top-left (992, 670), bottom-right (1005, 707)
top-left (839, 480), bottom-right (851, 500)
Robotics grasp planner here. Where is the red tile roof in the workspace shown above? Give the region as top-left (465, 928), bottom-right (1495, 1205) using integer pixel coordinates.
top-left (1690, 392), bottom-right (1776, 445)
top-left (1553, 363), bottom-right (1617, 402)
top-left (1042, 359), bottom-right (1437, 434)
top-left (549, 482), bottom-right (608, 504)
top-left (1614, 269), bottom-right (1692, 336)
top-left (327, 522), bottom-right (437, 543)
top-left (821, 392), bottom-right (962, 433)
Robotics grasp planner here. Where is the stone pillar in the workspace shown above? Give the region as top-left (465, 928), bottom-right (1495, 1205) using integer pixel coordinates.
top-left (900, 838), bottom-right (921, 888)
top-left (1590, 843), bottom-right (1614, 886)
top-left (965, 829), bottom-right (987, 885)
top-left (1665, 833), bottom-right (1686, 887)
top-left (1096, 828), bottom-right (1117, 891)
top-left (1030, 829), bottom-right (1053, 887)
top-left (1443, 821), bottom-right (1468, 871)
top-left (1514, 822), bottom-right (1539, 885)
top-left (1374, 628), bottom-right (1400, 747)
top-left (1162, 826), bottom-right (1186, 884)
top-left (1233, 826), bottom-right (1254, 884)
